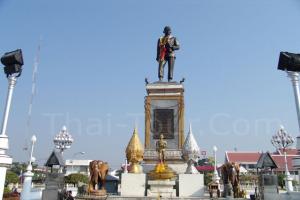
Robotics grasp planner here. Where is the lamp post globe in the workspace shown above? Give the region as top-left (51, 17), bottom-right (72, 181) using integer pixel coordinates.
top-left (31, 135), bottom-right (37, 143)
top-left (213, 145), bottom-right (217, 153)
top-left (53, 126), bottom-right (74, 154)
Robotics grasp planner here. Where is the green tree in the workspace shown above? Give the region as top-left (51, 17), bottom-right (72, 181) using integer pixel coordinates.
top-left (204, 172), bottom-right (213, 185)
top-left (292, 179), bottom-right (298, 186)
top-left (5, 171), bottom-right (19, 187)
top-left (197, 157), bottom-right (215, 166)
top-left (3, 187), bottom-right (11, 194)
top-left (277, 174), bottom-right (285, 189)
top-left (65, 173), bottom-right (89, 187)
top-left (206, 157), bottom-right (215, 166)
top-left (32, 171), bottom-right (46, 183)
top-left (10, 162), bottom-right (27, 176)
top-left (239, 174), bottom-right (258, 186)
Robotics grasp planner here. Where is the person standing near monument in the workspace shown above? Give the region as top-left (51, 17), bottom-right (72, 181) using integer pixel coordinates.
top-left (156, 26), bottom-right (180, 82)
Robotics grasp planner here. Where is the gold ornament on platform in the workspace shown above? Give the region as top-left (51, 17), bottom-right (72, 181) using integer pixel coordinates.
top-left (126, 128), bottom-right (144, 173)
top-left (148, 134), bottom-right (176, 180)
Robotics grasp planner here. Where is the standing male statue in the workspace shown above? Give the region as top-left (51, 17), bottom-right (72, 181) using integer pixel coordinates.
top-left (156, 134), bottom-right (167, 163)
top-left (156, 26), bottom-right (180, 82)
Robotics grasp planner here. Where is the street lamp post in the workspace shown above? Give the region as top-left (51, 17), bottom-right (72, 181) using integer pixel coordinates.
top-left (286, 72), bottom-right (300, 132)
top-left (278, 53), bottom-right (300, 185)
top-left (271, 126), bottom-right (294, 192)
top-left (53, 126), bottom-right (73, 154)
top-left (212, 145), bottom-right (220, 185)
top-left (21, 135), bottom-right (37, 200)
top-left (0, 49), bottom-right (24, 198)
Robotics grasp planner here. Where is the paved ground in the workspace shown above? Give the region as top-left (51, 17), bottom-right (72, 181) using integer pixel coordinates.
top-left (76, 195), bottom-right (248, 200)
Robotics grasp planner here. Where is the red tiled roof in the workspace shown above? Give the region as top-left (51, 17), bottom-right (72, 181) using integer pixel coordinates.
top-left (226, 152), bottom-right (261, 163)
top-left (196, 165), bottom-right (214, 171)
top-left (273, 148), bottom-right (298, 155)
top-left (272, 155), bottom-right (295, 171)
top-left (226, 150), bottom-right (299, 171)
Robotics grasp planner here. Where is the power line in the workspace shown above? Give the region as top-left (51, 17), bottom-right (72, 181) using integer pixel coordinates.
top-left (23, 39), bottom-right (41, 151)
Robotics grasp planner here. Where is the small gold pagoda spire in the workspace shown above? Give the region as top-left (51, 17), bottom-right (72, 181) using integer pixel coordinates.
top-left (126, 128), bottom-right (144, 173)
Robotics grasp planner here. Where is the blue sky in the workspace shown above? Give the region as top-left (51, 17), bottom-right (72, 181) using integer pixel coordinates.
top-left (1, 0), bottom-right (300, 168)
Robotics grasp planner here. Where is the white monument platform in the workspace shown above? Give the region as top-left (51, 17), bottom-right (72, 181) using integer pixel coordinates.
top-left (147, 180), bottom-right (176, 197)
top-left (120, 173), bottom-right (146, 197)
top-left (179, 174), bottom-right (204, 197)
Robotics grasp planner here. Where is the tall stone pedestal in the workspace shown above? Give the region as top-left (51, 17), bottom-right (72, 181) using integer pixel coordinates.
top-left (147, 180), bottom-right (176, 197)
top-left (144, 82), bottom-right (185, 164)
top-left (179, 174), bottom-right (204, 197)
top-left (263, 186), bottom-right (279, 200)
top-left (120, 173), bottom-right (146, 196)
top-left (258, 174), bottom-right (278, 200)
top-left (42, 173), bottom-right (64, 200)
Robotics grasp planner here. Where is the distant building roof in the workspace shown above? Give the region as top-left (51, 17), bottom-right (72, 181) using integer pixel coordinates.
top-left (273, 148), bottom-right (298, 155)
top-left (65, 159), bottom-right (93, 166)
top-left (225, 150), bottom-right (298, 171)
top-left (256, 152), bottom-right (278, 169)
top-left (195, 165), bottom-right (214, 171)
top-left (226, 151), bottom-right (261, 164)
top-left (272, 155), bottom-right (295, 171)
top-left (45, 150), bottom-right (65, 167)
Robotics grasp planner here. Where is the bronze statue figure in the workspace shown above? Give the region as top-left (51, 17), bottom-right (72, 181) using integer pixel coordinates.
top-left (148, 133), bottom-right (176, 180)
top-left (221, 162), bottom-right (241, 198)
top-left (88, 160), bottom-right (109, 195)
top-left (156, 134), bottom-right (167, 163)
top-left (156, 26), bottom-right (180, 82)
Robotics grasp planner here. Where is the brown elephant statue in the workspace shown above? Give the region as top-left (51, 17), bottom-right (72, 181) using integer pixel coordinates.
top-left (88, 160), bottom-right (109, 194)
top-left (221, 162), bottom-right (240, 198)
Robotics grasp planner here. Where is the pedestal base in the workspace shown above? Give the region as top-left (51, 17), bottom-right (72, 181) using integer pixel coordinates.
top-left (41, 189), bottom-right (60, 200)
top-left (147, 180), bottom-right (176, 197)
top-left (179, 174), bottom-right (204, 197)
top-left (89, 189), bottom-right (107, 196)
top-left (148, 163), bottom-right (176, 180)
top-left (223, 184), bottom-right (233, 198)
top-left (0, 135), bottom-right (12, 200)
top-left (142, 163), bottom-right (187, 174)
top-left (263, 186), bottom-right (279, 200)
top-left (286, 175), bottom-right (294, 192)
top-left (21, 172), bottom-right (33, 200)
top-left (120, 173), bottom-right (146, 196)
top-left (42, 173), bottom-right (64, 200)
